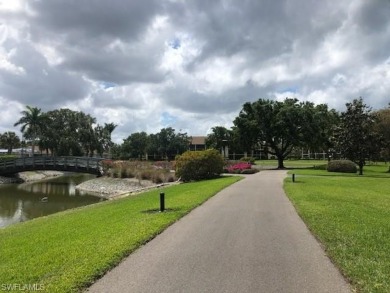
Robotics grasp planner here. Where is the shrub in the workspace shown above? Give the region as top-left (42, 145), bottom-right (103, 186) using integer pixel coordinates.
top-left (120, 167), bottom-right (127, 178)
top-left (0, 155), bottom-right (17, 161)
top-left (126, 168), bottom-right (135, 178)
top-left (175, 149), bottom-right (224, 181)
top-left (149, 169), bottom-right (166, 184)
top-left (111, 167), bottom-right (120, 178)
top-left (167, 174), bottom-right (176, 182)
top-left (239, 157), bottom-right (256, 164)
top-left (224, 162), bottom-right (258, 174)
top-left (227, 162), bottom-right (252, 173)
top-left (101, 159), bottom-right (114, 175)
top-left (327, 160), bottom-right (357, 173)
top-left (139, 169), bottom-right (153, 180)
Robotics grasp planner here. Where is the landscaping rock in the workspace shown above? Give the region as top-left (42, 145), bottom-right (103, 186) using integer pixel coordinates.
top-left (76, 177), bottom-right (181, 199)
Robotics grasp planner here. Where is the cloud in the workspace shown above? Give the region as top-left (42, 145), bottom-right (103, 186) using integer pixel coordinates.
top-left (27, 0), bottom-right (162, 41)
top-left (26, 0), bottom-right (168, 85)
top-left (0, 40), bottom-right (90, 107)
top-left (0, 0), bottom-right (389, 142)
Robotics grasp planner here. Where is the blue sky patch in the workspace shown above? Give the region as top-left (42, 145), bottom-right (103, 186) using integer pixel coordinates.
top-left (280, 86), bottom-right (299, 93)
top-left (169, 37), bottom-right (181, 49)
top-left (101, 82), bottom-right (117, 89)
top-left (161, 112), bottom-right (177, 126)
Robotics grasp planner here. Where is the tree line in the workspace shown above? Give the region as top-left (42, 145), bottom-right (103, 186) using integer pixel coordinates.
top-left (2, 98), bottom-right (389, 175)
top-left (1, 106), bottom-right (117, 157)
top-left (111, 127), bottom-right (190, 160)
top-left (207, 97), bottom-right (390, 175)
top-left (1, 105), bottom-right (190, 160)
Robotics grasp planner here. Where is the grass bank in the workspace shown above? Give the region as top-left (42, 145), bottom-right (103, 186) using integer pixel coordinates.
top-left (284, 165), bottom-right (390, 293)
top-left (0, 176), bottom-right (241, 293)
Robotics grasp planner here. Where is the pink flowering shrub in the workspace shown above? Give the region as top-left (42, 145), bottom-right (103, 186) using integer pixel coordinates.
top-left (227, 162), bottom-right (252, 173)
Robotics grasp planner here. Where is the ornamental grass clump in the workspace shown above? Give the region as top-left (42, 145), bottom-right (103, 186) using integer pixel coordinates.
top-left (103, 160), bottom-right (176, 183)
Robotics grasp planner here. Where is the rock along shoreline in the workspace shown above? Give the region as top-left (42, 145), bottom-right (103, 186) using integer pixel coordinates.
top-left (76, 177), bottom-right (181, 200)
top-left (0, 171), bottom-right (181, 200)
top-left (0, 171), bottom-right (64, 184)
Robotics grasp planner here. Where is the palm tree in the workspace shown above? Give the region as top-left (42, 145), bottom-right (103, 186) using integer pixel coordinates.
top-left (14, 106), bottom-right (46, 156)
top-left (0, 132), bottom-right (21, 154)
top-left (103, 123), bottom-right (117, 158)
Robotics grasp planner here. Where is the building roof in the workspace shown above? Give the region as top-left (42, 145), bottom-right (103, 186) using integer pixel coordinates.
top-left (190, 136), bottom-right (206, 145)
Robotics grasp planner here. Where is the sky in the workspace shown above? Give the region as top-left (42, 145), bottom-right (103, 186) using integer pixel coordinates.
top-left (0, 0), bottom-right (389, 143)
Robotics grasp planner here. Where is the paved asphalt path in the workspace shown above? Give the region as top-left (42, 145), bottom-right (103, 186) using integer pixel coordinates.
top-left (88, 170), bottom-right (351, 293)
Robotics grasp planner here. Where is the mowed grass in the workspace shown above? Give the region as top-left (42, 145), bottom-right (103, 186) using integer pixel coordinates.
top-left (255, 159), bottom-right (329, 168)
top-left (284, 165), bottom-right (390, 293)
top-left (289, 163), bottom-right (390, 178)
top-left (0, 176), bottom-right (241, 293)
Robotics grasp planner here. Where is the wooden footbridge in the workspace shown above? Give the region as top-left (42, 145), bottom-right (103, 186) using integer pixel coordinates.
top-left (0, 156), bottom-right (104, 176)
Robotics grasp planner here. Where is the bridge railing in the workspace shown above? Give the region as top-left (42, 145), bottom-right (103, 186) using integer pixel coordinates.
top-left (0, 156), bottom-right (104, 175)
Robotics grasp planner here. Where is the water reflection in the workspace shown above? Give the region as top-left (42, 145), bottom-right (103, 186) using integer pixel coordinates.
top-left (0, 173), bottom-right (102, 228)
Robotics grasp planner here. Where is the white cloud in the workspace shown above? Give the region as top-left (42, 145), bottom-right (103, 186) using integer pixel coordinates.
top-left (0, 0), bottom-right (24, 13)
top-left (0, 0), bottom-right (389, 141)
top-left (0, 51), bottom-right (25, 75)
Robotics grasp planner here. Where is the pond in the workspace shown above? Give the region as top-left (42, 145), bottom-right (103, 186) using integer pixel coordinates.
top-left (0, 173), bottom-right (103, 228)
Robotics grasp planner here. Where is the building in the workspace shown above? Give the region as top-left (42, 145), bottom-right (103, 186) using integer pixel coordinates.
top-left (188, 136), bottom-right (207, 151)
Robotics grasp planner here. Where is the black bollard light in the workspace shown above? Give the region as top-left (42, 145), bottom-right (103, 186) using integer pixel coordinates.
top-left (160, 192), bottom-right (165, 212)
top-left (292, 173), bottom-right (295, 183)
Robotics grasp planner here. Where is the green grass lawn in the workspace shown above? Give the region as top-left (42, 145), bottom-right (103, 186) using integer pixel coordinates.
top-left (289, 163), bottom-right (390, 178)
top-left (284, 165), bottom-right (390, 293)
top-left (255, 159), bottom-right (329, 168)
top-left (0, 176), bottom-right (241, 293)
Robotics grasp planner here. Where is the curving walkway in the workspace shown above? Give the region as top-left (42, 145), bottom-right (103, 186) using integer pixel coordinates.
top-left (88, 170), bottom-right (351, 293)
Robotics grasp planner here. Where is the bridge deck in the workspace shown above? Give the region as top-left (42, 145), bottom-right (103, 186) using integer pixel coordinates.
top-left (0, 156), bottom-right (104, 176)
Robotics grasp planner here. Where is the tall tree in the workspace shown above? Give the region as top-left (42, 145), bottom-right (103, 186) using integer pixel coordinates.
top-left (205, 126), bottom-right (231, 157)
top-left (233, 109), bottom-right (261, 155)
top-left (336, 98), bottom-right (381, 175)
top-left (374, 107), bottom-right (390, 162)
top-left (122, 132), bottom-right (149, 159)
top-left (300, 103), bottom-right (340, 160)
top-left (14, 106), bottom-right (47, 156)
top-left (0, 132), bottom-right (21, 154)
top-left (234, 98), bottom-right (333, 168)
top-left (170, 130), bottom-right (190, 157)
top-left (205, 126), bottom-right (230, 149)
top-left (102, 122), bottom-right (117, 156)
top-left (146, 128), bottom-right (189, 160)
top-left (92, 123), bottom-right (117, 157)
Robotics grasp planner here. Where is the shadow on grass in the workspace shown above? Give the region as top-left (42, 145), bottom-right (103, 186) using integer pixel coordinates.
top-left (141, 208), bottom-right (182, 214)
top-left (289, 167), bottom-right (390, 179)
